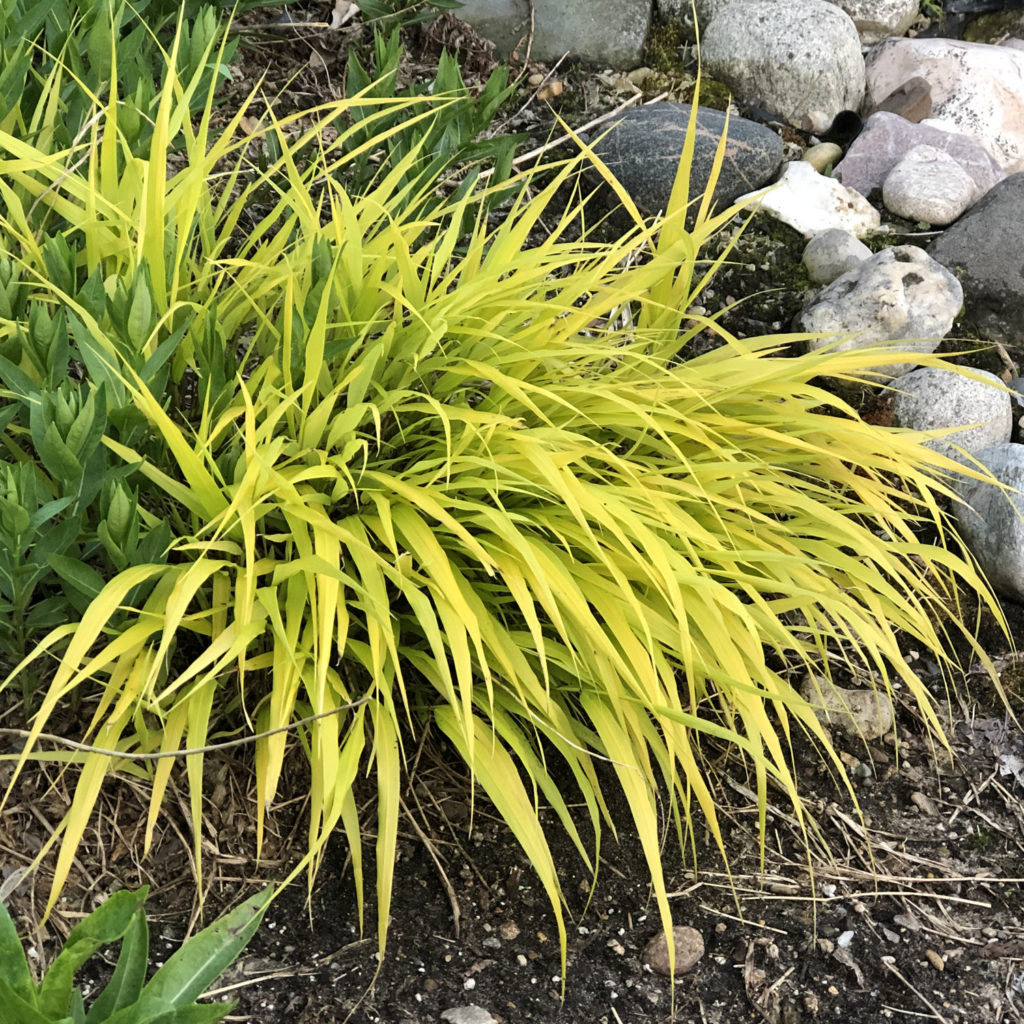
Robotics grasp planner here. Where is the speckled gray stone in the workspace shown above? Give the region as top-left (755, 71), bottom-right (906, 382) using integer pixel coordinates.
top-left (453, 0), bottom-right (650, 65)
top-left (591, 103), bottom-right (784, 217)
top-left (826, 0), bottom-right (919, 44)
top-left (800, 674), bottom-right (894, 740)
top-left (702, 0), bottom-right (865, 130)
top-left (802, 228), bottom-right (872, 284)
top-left (890, 367), bottom-right (1012, 459)
top-left (882, 144), bottom-right (981, 225)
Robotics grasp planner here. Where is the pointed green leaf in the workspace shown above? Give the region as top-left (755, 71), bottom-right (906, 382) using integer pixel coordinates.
top-left (0, 900), bottom-right (35, 1004)
top-left (138, 886), bottom-right (272, 1008)
top-left (38, 889), bottom-right (149, 1019)
top-left (85, 907), bottom-right (150, 1023)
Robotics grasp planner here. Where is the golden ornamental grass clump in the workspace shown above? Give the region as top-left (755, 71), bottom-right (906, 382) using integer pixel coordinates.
top-left (0, 24), bottom-right (1002, 980)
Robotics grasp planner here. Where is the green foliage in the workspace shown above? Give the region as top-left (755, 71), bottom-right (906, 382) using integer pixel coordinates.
top-left (356, 0), bottom-right (465, 32)
top-left (0, 0), bottom-right (242, 153)
top-left (0, 28), bottom-right (1005, 987)
top-left (0, 250), bottom-right (175, 699)
top-left (0, 885), bottom-right (272, 1023)
top-left (339, 27), bottom-right (522, 212)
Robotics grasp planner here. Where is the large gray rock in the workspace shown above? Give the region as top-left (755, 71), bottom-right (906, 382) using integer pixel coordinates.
top-left (591, 103), bottom-right (784, 216)
top-left (881, 144), bottom-right (980, 225)
top-left (702, 0), bottom-right (865, 131)
top-left (952, 443), bottom-right (1024, 603)
top-left (864, 37), bottom-right (1024, 169)
top-left (796, 246), bottom-right (962, 378)
top-left (929, 174), bottom-right (1024, 346)
top-left (826, 0), bottom-right (919, 44)
top-left (891, 367), bottom-right (1012, 460)
top-left (453, 0), bottom-right (649, 65)
top-left (836, 111), bottom-right (1005, 198)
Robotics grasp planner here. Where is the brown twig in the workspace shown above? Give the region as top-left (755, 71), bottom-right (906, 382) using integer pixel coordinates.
top-left (0, 697), bottom-right (370, 761)
top-left (881, 958), bottom-right (953, 1024)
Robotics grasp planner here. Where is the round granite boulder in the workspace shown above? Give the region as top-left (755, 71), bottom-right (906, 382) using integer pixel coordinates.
top-left (590, 103), bottom-right (784, 218)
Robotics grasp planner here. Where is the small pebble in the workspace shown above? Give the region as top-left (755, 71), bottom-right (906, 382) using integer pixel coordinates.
top-left (642, 926), bottom-right (705, 976)
top-left (911, 791), bottom-right (938, 815)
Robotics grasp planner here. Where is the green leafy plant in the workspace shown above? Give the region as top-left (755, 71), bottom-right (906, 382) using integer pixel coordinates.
top-left (356, 0), bottom-right (465, 32)
top-left (0, 0), bottom-right (242, 155)
top-left (0, 28), bottom-right (1005, 989)
top-left (335, 27), bottom-right (521, 212)
top-left (0, 884), bottom-right (272, 1023)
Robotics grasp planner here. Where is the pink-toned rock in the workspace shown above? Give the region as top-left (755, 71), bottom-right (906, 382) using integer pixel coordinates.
top-left (643, 926), bottom-right (705, 976)
top-left (864, 37), bottom-right (1024, 168)
top-left (836, 111), bottom-right (1004, 198)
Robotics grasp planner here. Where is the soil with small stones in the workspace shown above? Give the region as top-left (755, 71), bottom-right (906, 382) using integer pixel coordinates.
top-left (4, 5), bottom-right (1024, 1024)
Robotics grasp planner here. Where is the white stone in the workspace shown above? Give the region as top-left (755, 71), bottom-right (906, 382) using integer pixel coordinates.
top-left (865, 37), bottom-right (1024, 169)
top-left (890, 367), bottom-right (1013, 460)
top-left (736, 160), bottom-right (880, 238)
top-left (703, 0), bottom-right (865, 130)
top-left (826, 0), bottom-right (919, 45)
top-left (881, 144), bottom-right (980, 225)
top-left (952, 443), bottom-right (1024, 603)
top-left (796, 245), bottom-right (962, 379)
top-left (441, 1007), bottom-right (498, 1024)
top-left (802, 228), bottom-right (872, 284)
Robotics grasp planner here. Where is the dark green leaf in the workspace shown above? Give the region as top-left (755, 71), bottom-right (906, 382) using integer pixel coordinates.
top-left (45, 555), bottom-right (106, 601)
top-left (0, 978), bottom-right (50, 1024)
top-left (85, 908), bottom-right (149, 1023)
top-left (0, 899), bottom-right (35, 1004)
top-left (37, 890), bottom-right (149, 1019)
top-left (138, 887), bottom-right (273, 1008)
